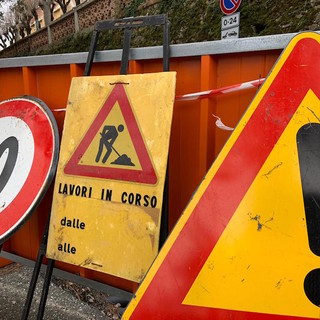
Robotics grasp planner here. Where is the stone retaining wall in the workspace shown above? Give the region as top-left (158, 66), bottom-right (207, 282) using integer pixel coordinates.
top-left (0, 0), bottom-right (130, 57)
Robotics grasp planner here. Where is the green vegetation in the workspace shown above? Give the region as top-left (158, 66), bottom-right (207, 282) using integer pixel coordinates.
top-left (19, 0), bottom-right (320, 55)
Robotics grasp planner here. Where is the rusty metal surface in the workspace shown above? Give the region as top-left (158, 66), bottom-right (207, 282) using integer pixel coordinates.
top-left (46, 72), bottom-right (176, 282)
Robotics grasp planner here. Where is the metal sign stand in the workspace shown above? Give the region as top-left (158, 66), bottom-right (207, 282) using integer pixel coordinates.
top-left (84, 14), bottom-right (170, 250)
top-left (84, 14), bottom-right (169, 76)
top-left (21, 14), bottom-right (170, 319)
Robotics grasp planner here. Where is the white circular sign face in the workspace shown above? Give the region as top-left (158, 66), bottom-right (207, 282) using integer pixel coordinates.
top-left (0, 97), bottom-right (59, 244)
top-left (0, 117), bottom-right (35, 213)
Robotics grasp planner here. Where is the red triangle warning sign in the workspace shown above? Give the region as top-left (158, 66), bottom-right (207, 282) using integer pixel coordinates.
top-left (64, 83), bottom-right (157, 184)
top-left (123, 33), bottom-right (320, 319)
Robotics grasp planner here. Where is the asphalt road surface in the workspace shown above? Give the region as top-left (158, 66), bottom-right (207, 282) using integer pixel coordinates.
top-left (0, 263), bottom-right (112, 320)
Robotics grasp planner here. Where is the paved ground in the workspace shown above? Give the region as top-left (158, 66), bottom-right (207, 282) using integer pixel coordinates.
top-left (0, 263), bottom-right (116, 320)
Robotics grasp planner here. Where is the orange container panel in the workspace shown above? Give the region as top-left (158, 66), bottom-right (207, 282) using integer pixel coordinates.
top-left (0, 33), bottom-right (289, 291)
top-left (35, 65), bottom-right (71, 109)
top-left (90, 61), bottom-right (121, 76)
top-left (0, 68), bottom-right (24, 100)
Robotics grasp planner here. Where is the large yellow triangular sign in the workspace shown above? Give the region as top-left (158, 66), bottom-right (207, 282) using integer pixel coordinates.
top-left (123, 32), bottom-right (320, 319)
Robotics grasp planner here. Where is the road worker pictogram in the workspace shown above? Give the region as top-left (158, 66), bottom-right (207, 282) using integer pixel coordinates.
top-left (95, 124), bottom-right (135, 166)
top-left (64, 83), bottom-right (156, 184)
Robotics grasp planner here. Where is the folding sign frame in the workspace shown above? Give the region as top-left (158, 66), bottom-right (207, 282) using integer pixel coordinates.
top-left (21, 14), bottom-right (170, 319)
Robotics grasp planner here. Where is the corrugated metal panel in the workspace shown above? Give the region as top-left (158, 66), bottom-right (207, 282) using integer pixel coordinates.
top-left (0, 34), bottom-right (283, 291)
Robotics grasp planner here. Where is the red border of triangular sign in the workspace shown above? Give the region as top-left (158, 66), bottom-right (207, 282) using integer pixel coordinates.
top-left (64, 84), bottom-right (157, 185)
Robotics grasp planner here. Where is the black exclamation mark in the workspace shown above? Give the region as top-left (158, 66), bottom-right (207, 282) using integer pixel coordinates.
top-left (297, 122), bottom-right (320, 307)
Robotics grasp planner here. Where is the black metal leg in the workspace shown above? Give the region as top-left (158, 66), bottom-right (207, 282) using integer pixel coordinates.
top-left (159, 165), bottom-right (169, 249)
top-left (37, 259), bottom-right (55, 320)
top-left (84, 30), bottom-right (100, 76)
top-left (163, 18), bottom-right (170, 72)
top-left (120, 28), bottom-right (132, 75)
top-left (160, 19), bottom-right (170, 247)
top-left (22, 217), bottom-right (51, 320)
top-left (21, 247), bottom-right (46, 320)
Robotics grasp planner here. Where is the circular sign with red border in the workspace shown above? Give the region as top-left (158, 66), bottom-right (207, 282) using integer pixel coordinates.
top-left (220, 0), bottom-right (241, 15)
top-left (0, 96), bottom-right (59, 244)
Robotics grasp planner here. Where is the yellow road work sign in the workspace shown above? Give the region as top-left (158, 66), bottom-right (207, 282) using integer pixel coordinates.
top-left (46, 72), bottom-right (176, 282)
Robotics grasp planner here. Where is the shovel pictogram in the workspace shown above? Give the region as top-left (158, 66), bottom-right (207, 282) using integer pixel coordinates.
top-left (95, 124), bottom-right (135, 167)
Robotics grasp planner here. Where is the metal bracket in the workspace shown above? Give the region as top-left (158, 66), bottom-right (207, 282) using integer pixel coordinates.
top-left (84, 14), bottom-right (170, 76)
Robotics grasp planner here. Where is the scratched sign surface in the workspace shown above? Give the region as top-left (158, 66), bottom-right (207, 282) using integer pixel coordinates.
top-left (123, 33), bottom-right (320, 319)
top-left (46, 72), bottom-right (176, 282)
top-left (0, 97), bottom-right (58, 245)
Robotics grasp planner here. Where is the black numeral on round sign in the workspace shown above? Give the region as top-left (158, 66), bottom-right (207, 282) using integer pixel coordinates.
top-left (297, 123), bottom-right (320, 307)
top-left (0, 136), bottom-right (19, 194)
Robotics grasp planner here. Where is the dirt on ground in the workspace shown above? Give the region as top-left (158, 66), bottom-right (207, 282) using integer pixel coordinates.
top-left (0, 263), bottom-right (122, 320)
top-left (51, 276), bottom-right (122, 320)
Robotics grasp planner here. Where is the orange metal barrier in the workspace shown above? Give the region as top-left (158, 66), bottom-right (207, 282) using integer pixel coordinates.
top-left (0, 33), bottom-right (288, 292)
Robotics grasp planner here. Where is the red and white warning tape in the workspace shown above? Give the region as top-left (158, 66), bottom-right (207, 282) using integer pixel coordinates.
top-left (52, 78), bottom-right (265, 131)
top-left (175, 77), bottom-right (265, 101)
top-left (53, 108), bottom-right (66, 112)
